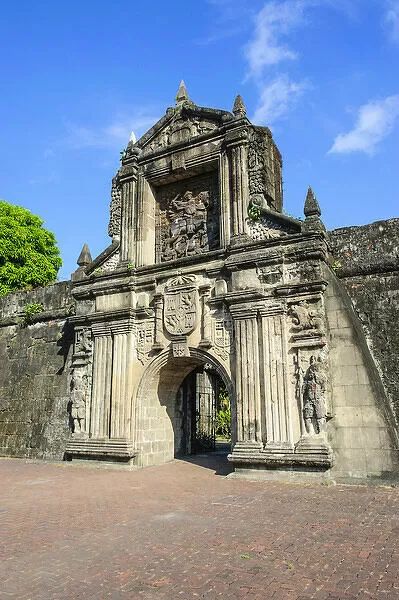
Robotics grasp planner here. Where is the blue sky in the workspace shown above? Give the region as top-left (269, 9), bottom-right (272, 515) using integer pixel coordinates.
top-left (0, 0), bottom-right (398, 280)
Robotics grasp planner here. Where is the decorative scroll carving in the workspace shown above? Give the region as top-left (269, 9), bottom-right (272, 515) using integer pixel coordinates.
top-left (212, 306), bottom-right (234, 362)
top-left (100, 251), bottom-right (120, 273)
top-left (163, 275), bottom-right (198, 336)
top-left (302, 355), bottom-right (327, 435)
top-left (155, 174), bottom-right (219, 262)
top-left (108, 177), bottom-right (122, 239)
top-left (288, 301), bottom-right (323, 332)
top-left (136, 321), bottom-right (154, 365)
top-left (247, 215), bottom-right (288, 241)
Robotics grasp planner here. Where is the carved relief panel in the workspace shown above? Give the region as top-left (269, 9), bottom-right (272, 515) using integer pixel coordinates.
top-left (155, 173), bottom-right (220, 262)
top-left (211, 305), bottom-right (234, 363)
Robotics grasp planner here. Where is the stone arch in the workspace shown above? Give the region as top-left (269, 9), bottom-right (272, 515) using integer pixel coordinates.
top-left (134, 348), bottom-right (235, 467)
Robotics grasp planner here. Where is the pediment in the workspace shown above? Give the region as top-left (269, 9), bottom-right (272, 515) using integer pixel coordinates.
top-left (134, 104), bottom-right (231, 154)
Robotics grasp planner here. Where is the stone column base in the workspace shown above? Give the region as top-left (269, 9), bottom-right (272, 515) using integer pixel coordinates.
top-left (64, 438), bottom-right (138, 467)
top-left (228, 438), bottom-right (333, 476)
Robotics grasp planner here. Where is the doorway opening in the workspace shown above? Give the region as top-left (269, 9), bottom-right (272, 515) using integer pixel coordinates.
top-left (178, 364), bottom-right (231, 456)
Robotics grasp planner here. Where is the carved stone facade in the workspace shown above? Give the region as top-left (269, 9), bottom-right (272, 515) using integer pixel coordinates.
top-left (65, 83), bottom-right (398, 479)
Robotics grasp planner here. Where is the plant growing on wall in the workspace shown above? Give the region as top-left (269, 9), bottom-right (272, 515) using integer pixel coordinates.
top-left (21, 302), bottom-right (43, 326)
top-left (0, 200), bottom-right (62, 296)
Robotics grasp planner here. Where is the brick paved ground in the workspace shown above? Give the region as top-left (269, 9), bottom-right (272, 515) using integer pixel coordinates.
top-left (1, 455), bottom-right (399, 600)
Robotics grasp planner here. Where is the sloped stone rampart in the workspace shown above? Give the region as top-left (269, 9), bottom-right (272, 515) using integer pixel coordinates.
top-left (329, 219), bottom-right (399, 429)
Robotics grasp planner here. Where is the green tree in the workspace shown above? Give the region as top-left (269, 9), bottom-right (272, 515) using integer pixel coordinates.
top-left (0, 200), bottom-right (62, 296)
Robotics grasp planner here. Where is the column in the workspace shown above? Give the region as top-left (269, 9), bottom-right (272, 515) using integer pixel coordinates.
top-left (225, 127), bottom-right (250, 240)
top-left (219, 152), bottom-right (231, 248)
top-left (135, 173), bottom-right (145, 267)
top-left (110, 322), bottom-right (134, 439)
top-left (199, 285), bottom-right (212, 348)
top-left (152, 293), bottom-right (164, 351)
top-left (120, 153), bottom-right (139, 264)
top-left (259, 306), bottom-right (293, 452)
top-left (89, 324), bottom-right (113, 438)
top-left (230, 305), bottom-right (263, 449)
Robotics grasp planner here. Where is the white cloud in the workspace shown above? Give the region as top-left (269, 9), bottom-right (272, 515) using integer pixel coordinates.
top-left (384, 0), bottom-right (399, 42)
top-left (252, 75), bottom-right (308, 124)
top-left (64, 112), bottom-right (159, 150)
top-left (329, 95), bottom-right (399, 155)
top-left (245, 0), bottom-right (310, 79)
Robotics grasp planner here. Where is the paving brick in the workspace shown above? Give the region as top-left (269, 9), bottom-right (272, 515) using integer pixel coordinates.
top-left (1, 456), bottom-right (399, 599)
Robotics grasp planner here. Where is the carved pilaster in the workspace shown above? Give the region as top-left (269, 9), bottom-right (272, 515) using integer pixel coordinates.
top-left (152, 293), bottom-right (164, 351)
top-left (199, 285), bottom-right (212, 348)
top-left (110, 330), bottom-right (134, 438)
top-left (225, 127), bottom-right (250, 240)
top-left (90, 327), bottom-right (113, 438)
top-left (120, 153), bottom-right (139, 264)
top-left (259, 305), bottom-right (293, 452)
top-left (229, 305), bottom-right (262, 449)
top-left (219, 152), bottom-right (231, 247)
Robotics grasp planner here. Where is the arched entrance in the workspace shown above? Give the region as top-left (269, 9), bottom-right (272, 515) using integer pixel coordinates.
top-left (178, 365), bottom-right (231, 455)
top-left (134, 349), bottom-right (235, 467)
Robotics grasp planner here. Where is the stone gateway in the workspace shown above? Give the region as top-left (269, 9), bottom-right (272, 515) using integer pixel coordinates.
top-left (1, 82), bottom-right (398, 479)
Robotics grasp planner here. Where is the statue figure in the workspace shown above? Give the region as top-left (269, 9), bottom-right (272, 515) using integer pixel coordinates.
top-left (70, 370), bottom-right (87, 435)
top-left (302, 355), bottom-right (326, 435)
top-left (162, 190), bottom-right (210, 260)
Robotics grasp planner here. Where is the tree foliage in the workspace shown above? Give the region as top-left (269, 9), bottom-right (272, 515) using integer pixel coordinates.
top-left (0, 200), bottom-right (62, 296)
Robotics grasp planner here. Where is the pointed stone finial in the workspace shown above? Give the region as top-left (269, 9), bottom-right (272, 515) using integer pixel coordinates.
top-left (176, 80), bottom-right (189, 105)
top-left (232, 94), bottom-right (247, 118)
top-left (77, 243), bottom-right (92, 267)
top-left (129, 130), bottom-right (136, 143)
top-left (304, 186), bottom-right (321, 218)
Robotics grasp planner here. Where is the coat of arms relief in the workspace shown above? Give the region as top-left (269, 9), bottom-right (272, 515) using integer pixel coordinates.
top-left (163, 275), bottom-right (199, 337)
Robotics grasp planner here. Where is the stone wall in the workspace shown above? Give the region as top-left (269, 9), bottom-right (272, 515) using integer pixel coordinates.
top-left (0, 282), bottom-right (74, 459)
top-left (329, 219), bottom-right (399, 434)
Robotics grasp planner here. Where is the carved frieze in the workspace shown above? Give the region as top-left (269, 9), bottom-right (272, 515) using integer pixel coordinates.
top-left (155, 173), bottom-right (219, 262)
top-left (145, 115), bottom-right (217, 153)
top-left (163, 275), bottom-right (198, 336)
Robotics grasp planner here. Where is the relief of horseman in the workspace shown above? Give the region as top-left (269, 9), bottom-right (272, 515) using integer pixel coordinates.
top-left (164, 190), bottom-right (210, 258)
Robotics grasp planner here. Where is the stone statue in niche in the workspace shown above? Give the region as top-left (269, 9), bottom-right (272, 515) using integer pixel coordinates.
top-left (302, 356), bottom-right (327, 435)
top-left (289, 301), bottom-right (323, 331)
top-left (156, 174), bottom-right (219, 262)
top-left (70, 370), bottom-right (87, 436)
